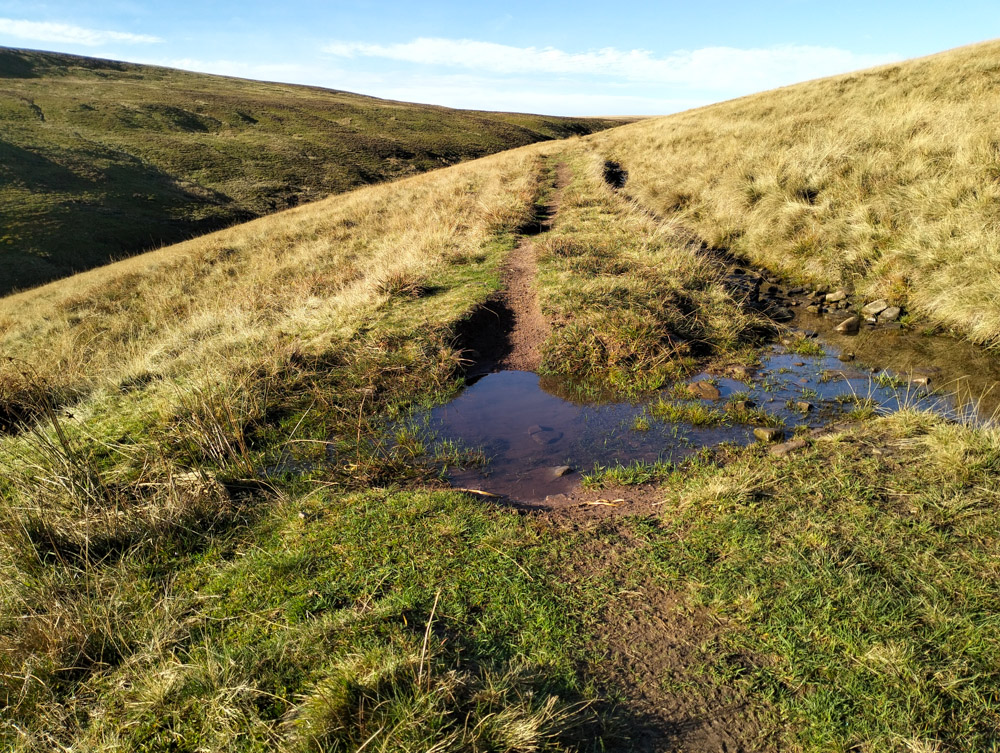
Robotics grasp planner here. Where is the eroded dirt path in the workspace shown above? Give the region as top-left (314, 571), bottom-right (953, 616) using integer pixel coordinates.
top-left (497, 239), bottom-right (548, 370)
top-left (495, 162), bottom-right (570, 371)
top-left (458, 159), bottom-right (777, 751)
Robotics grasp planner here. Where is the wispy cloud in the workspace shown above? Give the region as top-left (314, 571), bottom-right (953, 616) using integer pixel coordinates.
top-left (324, 37), bottom-right (899, 92)
top-left (0, 17), bottom-right (162, 46)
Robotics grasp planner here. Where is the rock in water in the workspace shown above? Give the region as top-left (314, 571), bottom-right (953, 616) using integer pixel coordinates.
top-left (862, 299), bottom-right (889, 316)
top-left (835, 316), bottom-right (861, 334)
top-left (879, 306), bottom-right (901, 322)
top-left (754, 426), bottom-right (785, 443)
top-left (825, 289), bottom-right (848, 303)
top-left (551, 465), bottom-right (573, 478)
top-left (528, 425), bottom-right (563, 445)
top-left (770, 306), bottom-right (795, 322)
top-left (689, 381), bottom-right (721, 400)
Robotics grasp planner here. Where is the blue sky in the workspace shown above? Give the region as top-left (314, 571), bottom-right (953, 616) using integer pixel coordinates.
top-left (0, 1), bottom-right (998, 115)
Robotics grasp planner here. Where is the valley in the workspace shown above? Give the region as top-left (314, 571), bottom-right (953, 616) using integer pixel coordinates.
top-left (2, 40), bottom-right (1000, 753)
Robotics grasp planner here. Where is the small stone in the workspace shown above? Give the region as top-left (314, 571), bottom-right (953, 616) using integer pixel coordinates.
top-left (754, 426), bottom-right (785, 443)
top-left (795, 401), bottom-right (814, 412)
top-left (838, 352), bottom-right (855, 362)
top-left (689, 381), bottom-right (721, 400)
top-left (770, 438), bottom-right (809, 456)
top-left (793, 361), bottom-right (805, 367)
top-left (770, 306), bottom-right (795, 322)
top-left (806, 304), bottom-right (821, 314)
top-left (825, 289), bottom-right (848, 303)
top-left (835, 316), bottom-right (861, 335)
top-left (862, 299), bottom-right (889, 316)
top-left (528, 425), bottom-right (564, 445)
top-left (729, 365), bottom-right (752, 381)
top-left (912, 376), bottom-right (932, 388)
top-left (879, 306), bottom-right (901, 322)
top-left (864, 315), bottom-right (878, 324)
top-left (551, 465), bottom-right (573, 478)
top-left (731, 399), bottom-right (756, 411)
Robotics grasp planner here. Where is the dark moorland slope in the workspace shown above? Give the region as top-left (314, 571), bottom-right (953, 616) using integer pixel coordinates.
top-left (0, 46), bottom-right (623, 293)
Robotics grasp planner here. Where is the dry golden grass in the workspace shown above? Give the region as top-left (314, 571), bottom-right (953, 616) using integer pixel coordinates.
top-left (592, 39), bottom-right (1000, 346)
top-left (0, 141), bottom-right (553, 422)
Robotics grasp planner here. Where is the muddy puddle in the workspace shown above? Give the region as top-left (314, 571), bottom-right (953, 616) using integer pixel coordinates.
top-left (411, 334), bottom-right (970, 502)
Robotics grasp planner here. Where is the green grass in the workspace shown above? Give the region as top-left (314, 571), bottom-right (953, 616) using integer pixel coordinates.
top-left (633, 412), bottom-right (1000, 751)
top-left (3, 485), bottom-right (614, 750)
top-left (649, 399), bottom-right (727, 426)
top-left (785, 337), bottom-right (826, 358)
top-left (0, 46), bottom-right (623, 294)
top-left (582, 459), bottom-right (675, 488)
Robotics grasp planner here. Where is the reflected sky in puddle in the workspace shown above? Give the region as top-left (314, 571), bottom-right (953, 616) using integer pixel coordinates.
top-left (415, 341), bottom-right (958, 501)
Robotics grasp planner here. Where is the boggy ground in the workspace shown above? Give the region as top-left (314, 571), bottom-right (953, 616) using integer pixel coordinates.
top-left (2, 135), bottom-right (1000, 752)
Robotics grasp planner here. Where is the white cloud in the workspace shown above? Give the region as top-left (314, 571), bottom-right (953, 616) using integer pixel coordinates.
top-left (324, 37), bottom-right (899, 93)
top-left (0, 17), bottom-right (162, 46)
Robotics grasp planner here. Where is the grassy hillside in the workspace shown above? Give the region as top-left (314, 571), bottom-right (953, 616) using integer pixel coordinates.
top-left (0, 46), bottom-right (622, 294)
top-left (0, 136), bottom-right (768, 749)
top-left (592, 40), bottom-right (1000, 347)
top-left (3, 41), bottom-right (1000, 752)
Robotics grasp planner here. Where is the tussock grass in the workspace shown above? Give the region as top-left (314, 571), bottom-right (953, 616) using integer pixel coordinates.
top-left (593, 39), bottom-right (1000, 346)
top-left (536, 144), bottom-right (765, 396)
top-left (0, 144), bottom-right (564, 746)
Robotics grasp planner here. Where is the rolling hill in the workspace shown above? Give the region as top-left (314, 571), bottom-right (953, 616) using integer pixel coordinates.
top-left (591, 39), bottom-right (1000, 347)
top-left (0, 46), bottom-right (623, 294)
top-left (2, 39), bottom-right (1000, 753)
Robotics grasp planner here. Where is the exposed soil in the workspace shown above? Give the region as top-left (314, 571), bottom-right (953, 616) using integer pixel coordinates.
top-left (496, 164), bottom-right (570, 371)
top-left (551, 519), bottom-right (779, 752)
top-left (452, 162), bottom-right (566, 377)
top-left (498, 239), bottom-right (548, 371)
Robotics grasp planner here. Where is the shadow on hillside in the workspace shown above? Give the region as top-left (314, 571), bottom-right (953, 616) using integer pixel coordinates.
top-left (0, 140), bottom-right (252, 295)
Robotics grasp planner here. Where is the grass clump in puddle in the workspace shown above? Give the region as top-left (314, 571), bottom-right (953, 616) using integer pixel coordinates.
top-left (646, 395), bottom-right (783, 429)
top-left (649, 399), bottom-right (727, 427)
top-left (785, 336), bottom-right (826, 357)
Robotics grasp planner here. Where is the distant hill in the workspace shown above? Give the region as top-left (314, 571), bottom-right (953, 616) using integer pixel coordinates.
top-left (0, 46), bottom-right (623, 293)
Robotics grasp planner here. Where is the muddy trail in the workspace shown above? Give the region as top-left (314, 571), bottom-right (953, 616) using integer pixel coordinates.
top-left (493, 164), bottom-right (567, 371)
top-left (408, 161), bottom-right (1000, 752)
top-left (430, 162), bottom-right (999, 509)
